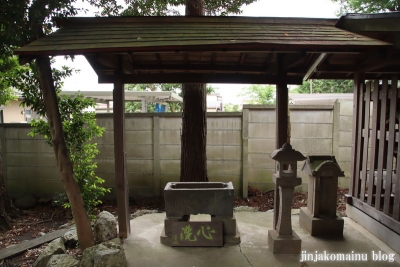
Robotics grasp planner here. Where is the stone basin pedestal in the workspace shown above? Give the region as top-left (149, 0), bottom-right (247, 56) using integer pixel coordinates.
top-left (160, 182), bottom-right (240, 245)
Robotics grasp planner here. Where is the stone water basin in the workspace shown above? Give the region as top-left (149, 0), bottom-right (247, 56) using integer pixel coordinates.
top-left (164, 182), bottom-right (234, 217)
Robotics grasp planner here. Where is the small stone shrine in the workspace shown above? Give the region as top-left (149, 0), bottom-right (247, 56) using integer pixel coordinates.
top-left (268, 143), bottom-right (305, 254)
top-left (160, 182), bottom-right (240, 246)
top-left (299, 155), bottom-right (345, 236)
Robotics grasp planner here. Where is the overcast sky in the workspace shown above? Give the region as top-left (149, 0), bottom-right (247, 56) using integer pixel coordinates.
top-left (57, 0), bottom-right (341, 104)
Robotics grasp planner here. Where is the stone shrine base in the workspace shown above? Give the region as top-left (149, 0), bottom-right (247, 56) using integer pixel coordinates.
top-left (299, 207), bottom-right (344, 236)
top-left (160, 214), bottom-right (241, 245)
top-left (268, 229), bottom-right (301, 254)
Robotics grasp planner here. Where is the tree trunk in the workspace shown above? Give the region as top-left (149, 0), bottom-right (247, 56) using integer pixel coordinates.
top-left (36, 56), bottom-right (95, 250)
top-left (180, 0), bottom-right (208, 182)
top-left (180, 84), bottom-right (208, 182)
top-left (185, 0), bottom-right (204, 16)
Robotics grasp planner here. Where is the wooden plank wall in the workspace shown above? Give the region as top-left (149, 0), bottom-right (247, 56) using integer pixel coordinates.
top-left (350, 75), bottom-right (400, 234)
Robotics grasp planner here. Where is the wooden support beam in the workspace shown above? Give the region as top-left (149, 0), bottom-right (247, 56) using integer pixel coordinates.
top-left (276, 53), bottom-right (288, 149)
top-left (127, 53), bottom-right (138, 74)
top-left (273, 53), bottom-right (288, 231)
top-left (349, 72), bottom-right (364, 197)
top-left (367, 80), bottom-right (380, 206)
top-left (184, 53), bottom-right (189, 65)
top-left (118, 64), bottom-right (273, 73)
top-left (383, 75), bottom-right (398, 215)
top-left (127, 53), bottom-right (135, 64)
top-left (316, 64), bottom-right (400, 74)
top-left (113, 55), bottom-right (130, 238)
top-left (304, 53), bottom-right (327, 80)
top-left (354, 77), bottom-right (366, 200)
top-left (99, 73), bottom-right (303, 85)
top-left (264, 52), bottom-right (274, 71)
top-left (360, 82), bottom-right (371, 202)
top-left (361, 57), bottom-right (400, 73)
top-left (350, 197), bottom-right (400, 234)
top-left (239, 53), bottom-right (246, 65)
top-left (375, 79), bottom-right (389, 210)
top-left (156, 53), bottom-right (162, 65)
top-left (97, 54), bottom-right (118, 69)
top-left (18, 55), bottom-right (35, 65)
top-left (394, 81), bottom-right (400, 220)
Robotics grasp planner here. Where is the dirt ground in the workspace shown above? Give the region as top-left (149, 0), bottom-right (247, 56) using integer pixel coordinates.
top-left (0, 187), bottom-right (348, 267)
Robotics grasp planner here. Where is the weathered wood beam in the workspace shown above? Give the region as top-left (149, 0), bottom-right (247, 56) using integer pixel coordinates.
top-left (383, 75), bottom-right (398, 215)
top-left (127, 53), bottom-right (138, 74)
top-left (284, 52), bottom-right (306, 68)
top-left (349, 197), bottom-right (400, 235)
top-left (264, 52), bottom-right (274, 71)
top-left (367, 80), bottom-right (380, 206)
top-left (85, 55), bottom-right (111, 72)
top-left (156, 53), bottom-right (162, 65)
top-left (96, 54), bottom-right (118, 69)
top-left (375, 79), bottom-right (389, 210)
top-left (18, 55), bottom-right (35, 65)
top-left (119, 64), bottom-right (274, 73)
top-left (239, 53), bottom-right (246, 65)
top-left (184, 53), bottom-right (189, 65)
top-left (98, 73), bottom-right (303, 84)
top-left (276, 53), bottom-right (288, 149)
top-left (353, 73), bottom-right (365, 200)
top-left (113, 55), bottom-right (130, 238)
top-left (273, 53), bottom-right (288, 231)
top-left (360, 82), bottom-right (371, 202)
top-left (361, 57), bottom-right (400, 73)
top-left (316, 64), bottom-right (400, 73)
top-left (304, 53), bottom-right (327, 80)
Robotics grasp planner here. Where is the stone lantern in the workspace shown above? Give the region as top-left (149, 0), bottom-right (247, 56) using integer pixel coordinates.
top-left (299, 155), bottom-right (344, 236)
top-left (268, 143), bottom-right (305, 254)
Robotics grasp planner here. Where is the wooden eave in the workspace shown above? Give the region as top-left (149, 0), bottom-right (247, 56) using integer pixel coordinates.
top-left (14, 16), bottom-right (397, 84)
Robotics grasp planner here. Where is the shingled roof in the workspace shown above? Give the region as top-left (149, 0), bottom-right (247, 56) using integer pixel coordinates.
top-left (15, 16), bottom-right (398, 83)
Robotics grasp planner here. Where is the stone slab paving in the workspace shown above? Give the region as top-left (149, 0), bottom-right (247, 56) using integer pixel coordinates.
top-left (124, 211), bottom-right (400, 267)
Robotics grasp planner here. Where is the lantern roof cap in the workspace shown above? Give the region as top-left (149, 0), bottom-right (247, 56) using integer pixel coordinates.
top-left (270, 143), bottom-right (306, 162)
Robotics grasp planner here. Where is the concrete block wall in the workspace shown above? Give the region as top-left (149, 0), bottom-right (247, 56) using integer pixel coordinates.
top-left (0, 125), bottom-right (62, 196)
top-left (291, 105), bottom-right (335, 191)
top-left (242, 106), bottom-right (275, 197)
top-left (98, 113), bottom-right (244, 196)
top-left (335, 100), bottom-right (354, 187)
top-left (0, 103), bottom-right (351, 199)
top-left (242, 105), bottom-right (335, 197)
top-left (206, 114), bottom-right (242, 195)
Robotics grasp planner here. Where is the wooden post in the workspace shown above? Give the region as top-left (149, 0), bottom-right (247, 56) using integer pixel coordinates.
top-left (375, 79), bottom-right (389, 210)
top-left (383, 75), bottom-right (398, 215)
top-left (367, 80), bottom-right (380, 206)
top-left (113, 55), bottom-right (130, 238)
top-left (276, 54), bottom-right (288, 149)
top-left (350, 72), bottom-right (364, 198)
top-left (394, 76), bottom-right (400, 220)
top-left (274, 53), bottom-right (288, 230)
top-left (360, 82), bottom-right (371, 202)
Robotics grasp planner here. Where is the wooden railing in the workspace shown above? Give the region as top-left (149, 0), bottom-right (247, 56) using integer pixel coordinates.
top-left (349, 75), bottom-right (400, 235)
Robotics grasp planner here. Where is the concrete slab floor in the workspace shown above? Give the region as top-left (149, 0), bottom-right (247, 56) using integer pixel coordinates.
top-left (123, 210), bottom-right (400, 267)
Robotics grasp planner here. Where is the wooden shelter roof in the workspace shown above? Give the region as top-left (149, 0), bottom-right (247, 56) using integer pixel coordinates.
top-left (15, 16), bottom-right (399, 84)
